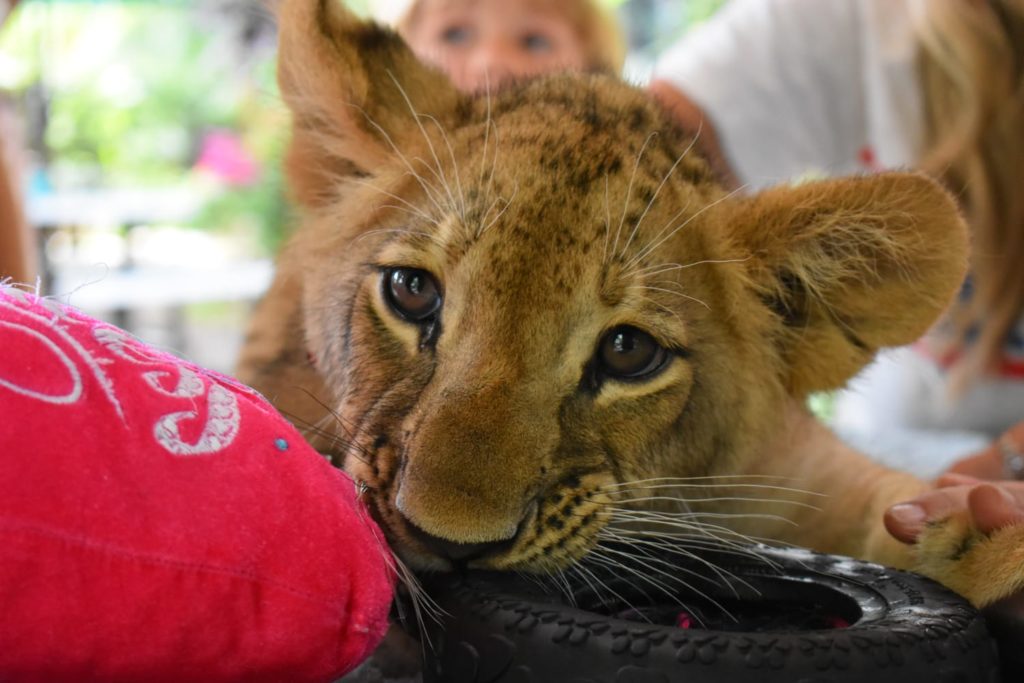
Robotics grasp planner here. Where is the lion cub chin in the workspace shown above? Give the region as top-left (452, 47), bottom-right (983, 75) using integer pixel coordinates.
top-left (237, 0), bottom-right (1024, 610)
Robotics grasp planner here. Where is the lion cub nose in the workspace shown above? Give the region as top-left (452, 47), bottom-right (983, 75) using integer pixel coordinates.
top-left (405, 520), bottom-right (515, 562)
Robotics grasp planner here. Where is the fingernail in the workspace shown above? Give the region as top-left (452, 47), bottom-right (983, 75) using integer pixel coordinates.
top-left (889, 503), bottom-right (927, 530)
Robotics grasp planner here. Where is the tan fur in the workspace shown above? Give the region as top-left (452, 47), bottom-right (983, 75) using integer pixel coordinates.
top-left (237, 0), bottom-right (1023, 606)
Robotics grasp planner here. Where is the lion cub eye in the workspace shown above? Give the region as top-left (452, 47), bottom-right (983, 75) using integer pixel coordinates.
top-left (383, 267), bottom-right (442, 322)
top-left (597, 326), bottom-right (670, 381)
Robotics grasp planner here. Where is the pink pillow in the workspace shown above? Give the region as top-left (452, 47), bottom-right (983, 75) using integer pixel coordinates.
top-left (0, 285), bottom-right (393, 682)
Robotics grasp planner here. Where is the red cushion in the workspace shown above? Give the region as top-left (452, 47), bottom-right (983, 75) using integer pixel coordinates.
top-left (0, 285), bottom-right (393, 682)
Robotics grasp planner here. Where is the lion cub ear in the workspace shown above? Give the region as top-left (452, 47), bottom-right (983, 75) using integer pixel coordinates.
top-left (276, 0), bottom-right (464, 206)
top-left (722, 173), bottom-right (969, 395)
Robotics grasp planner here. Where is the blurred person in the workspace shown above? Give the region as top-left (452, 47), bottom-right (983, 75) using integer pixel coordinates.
top-left (0, 0), bottom-right (34, 286)
top-left (396, 0), bottom-right (625, 93)
top-left (648, 0), bottom-right (1024, 544)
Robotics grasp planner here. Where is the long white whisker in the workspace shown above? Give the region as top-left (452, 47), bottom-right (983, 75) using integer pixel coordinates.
top-left (595, 543), bottom-right (735, 617)
top-left (604, 480), bottom-right (826, 498)
top-left (606, 474), bottom-right (805, 484)
top-left (611, 132), bottom-right (658, 259)
top-left (351, 178), bottom-right (434, 222)
top-left (350, 103), bottom-right (449, 218)
top-left (607, 493), bottom-right (820, 511)
top-left (602, 173), bottom-right (613, 264)
top-left (627, 284), bottom-right (711, 310)
top-left (628, 257), bottom-right (751, 279)
top-left (420, 111), bottom-right (468, 221)
top-left (479, 182), bottom-right (519, 236)
top-left (385, 70), bottom-right (462, 219)
top-left (597, 528), bottom-right (764, 598)
top-left (620, 123), bottom-right (702, 258)
top-left (627, 184), bottom-right (749, 268)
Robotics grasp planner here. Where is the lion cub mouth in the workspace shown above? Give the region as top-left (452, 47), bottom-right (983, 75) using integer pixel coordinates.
top-left (352, 456), bottom-right (615, 574)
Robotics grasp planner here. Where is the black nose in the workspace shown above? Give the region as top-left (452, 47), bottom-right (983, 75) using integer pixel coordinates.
top-left (405, 521), bottom-right (516, 563)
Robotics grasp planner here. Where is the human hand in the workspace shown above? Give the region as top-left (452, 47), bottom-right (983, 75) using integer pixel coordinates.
top-left (946, 419), bottom-right (1024, 480)
top-left (885, 474), bottom-right (1024, 544)
top-left (888, 419), bottom-right (1024, 541)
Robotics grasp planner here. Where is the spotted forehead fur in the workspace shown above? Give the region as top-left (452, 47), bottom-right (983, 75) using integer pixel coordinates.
top-left (378, 73), bottom-right (718, 316)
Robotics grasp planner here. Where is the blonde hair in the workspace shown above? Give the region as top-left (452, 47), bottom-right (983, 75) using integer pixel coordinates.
top-left (912, 0), bottom-right (1024, 383)
top-left (396, 0), bottom-right (626, 74)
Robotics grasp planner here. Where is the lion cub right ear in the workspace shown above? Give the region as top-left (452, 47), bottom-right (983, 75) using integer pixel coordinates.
top-left (719, 172), bottom-right (969, 396)
top-left (276, 0), bottom-right (464, 206)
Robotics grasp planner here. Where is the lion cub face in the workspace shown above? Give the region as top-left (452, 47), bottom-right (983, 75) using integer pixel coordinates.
top-left (251, 0), bottom-right (967, 573)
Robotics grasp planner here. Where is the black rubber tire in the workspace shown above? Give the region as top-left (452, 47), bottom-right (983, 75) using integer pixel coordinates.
top-left (419, 545), bottom-right (1000, 683)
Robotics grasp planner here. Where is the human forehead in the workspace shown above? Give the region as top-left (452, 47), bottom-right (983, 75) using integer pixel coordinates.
top-left (412, 0), bottom-right (584, 34)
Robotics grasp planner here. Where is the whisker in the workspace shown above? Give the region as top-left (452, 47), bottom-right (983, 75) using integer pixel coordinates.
top-left (627, 284), bottom-right (711, 310)
top-left (611, 132), bottom-right (658, 259)
top-left (353, 227), bottom-right (446, 250)
top-left (627, 184), bottom-right (749, 269)
top-left (602, 173), bottom-right (613, 264)
top-left (421, 111), bottom-right (468, 221)
top-left (607, 493), bottom-right (819, 511)
top-left (619, 123), bottom-right (702, 258)
top-left (629, 257), bottom-right (751, 278)
top-left (350, 178), bottom-right (435, 223)
top-left (632, 293), bottom-right (685, 326)
top-left (602, 474), bottom-right (808, 485)
top-left (596, 528), bottom-right (766, 597)
top-left (609, 508), bottom-right (802, 528)
top-left (350, 103), bottom-right (450, 219)
top-left (584, 546), bottom-right (725, 627)
top-left (385, 70), bottom-right (463, 221)
top-left (604, 480), bottom-right (826, 499)
top-left (479, 182), bottom-right (519, 236)
top-left (594, 542), bottom-right (739, 618)
top-left (389, 553), bottom-right (447, 656)
top-left (610, 515), bottom-right (791, 549)
top-left (576, 555), bottom-right (648, 618)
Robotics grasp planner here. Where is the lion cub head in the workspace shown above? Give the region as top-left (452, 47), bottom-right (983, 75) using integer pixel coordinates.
top-left (241, 0), bottom-right (968, 573)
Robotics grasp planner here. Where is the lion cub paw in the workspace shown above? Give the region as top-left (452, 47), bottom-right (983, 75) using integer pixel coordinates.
top-left (913, 511), bottom-right (1024, 607)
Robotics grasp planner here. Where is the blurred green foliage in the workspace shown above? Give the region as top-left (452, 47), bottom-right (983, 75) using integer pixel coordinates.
top-left (1, 4), bottom-right (264, 182)
top-left (0, 2), bottom-right (288, 253)
top-left (0, 0), bottom-right (726, 255)
top-left (686, 0), bottom-right (726, 24)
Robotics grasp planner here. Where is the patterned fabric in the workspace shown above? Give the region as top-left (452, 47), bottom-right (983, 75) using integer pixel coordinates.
top-left (0, 285), bottom-right (393, 683)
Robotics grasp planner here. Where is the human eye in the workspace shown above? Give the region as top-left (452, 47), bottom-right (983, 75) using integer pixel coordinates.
top-left (441, 24), bottom-right (472, 45)
top-left (521, 31), bottom-right (553, 53)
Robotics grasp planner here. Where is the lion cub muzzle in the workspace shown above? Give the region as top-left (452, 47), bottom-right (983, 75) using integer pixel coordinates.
top-left (397, 500), bottom-right (534, 564)
top-left (390, 379), bottom-right (556, 566)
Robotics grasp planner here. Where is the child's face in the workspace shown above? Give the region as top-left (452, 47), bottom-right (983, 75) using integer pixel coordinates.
top-left (404, 0), bottom-right (589, 92)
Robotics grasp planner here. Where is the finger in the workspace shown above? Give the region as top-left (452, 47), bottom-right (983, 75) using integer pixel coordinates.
top-left (884, 485), bottom-right (974, 544)
top-left (936, 472), bottom-right (981, 488)
top-left (946, 448), bottom-right (1004, 480)
top-left (968, 484), bottom-right (1024, 534)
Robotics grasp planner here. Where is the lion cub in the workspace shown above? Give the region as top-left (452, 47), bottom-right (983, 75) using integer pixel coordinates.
top-left (238, 0), bottom-right (1024, 608)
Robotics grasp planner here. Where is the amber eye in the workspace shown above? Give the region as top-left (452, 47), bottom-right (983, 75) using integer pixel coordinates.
top-left (597, 326), bottom-right (670, 381)
top-left (383, 267), bottom-right (442, 322)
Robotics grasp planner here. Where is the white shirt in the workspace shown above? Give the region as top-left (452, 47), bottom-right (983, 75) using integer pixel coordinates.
top-left (653, 0), bottom-right (923, 188)
top-left (653, 0), bottom-right (1024, 466)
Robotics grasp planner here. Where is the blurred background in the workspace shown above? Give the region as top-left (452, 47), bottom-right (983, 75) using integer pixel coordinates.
top-left (0, 0), bottom-right (724, 373)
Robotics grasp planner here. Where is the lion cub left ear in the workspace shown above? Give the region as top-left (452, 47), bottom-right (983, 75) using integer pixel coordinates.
top-left (276, 0), bottom-right (464, 206)
top-left (720, 172), bottom-right (969, 395)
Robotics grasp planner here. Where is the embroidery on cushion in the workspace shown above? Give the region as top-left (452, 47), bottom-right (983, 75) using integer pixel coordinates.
top-left (0, 319), bottom-right (83, 405)
top-left (94, 325), bottom-right (242, 456)
top-left (0, 287), bottom-right (125, 420)
top-left (153, 383), bottom-right (241, 456)
top-left (1, 286), bottom-right (242, 454)
top-left (143, 367), bottom-right (205, 399)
